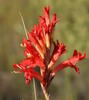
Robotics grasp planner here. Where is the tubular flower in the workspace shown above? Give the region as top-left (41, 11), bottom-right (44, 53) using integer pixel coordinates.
top-left (13, 6), bottom-right (86, 89)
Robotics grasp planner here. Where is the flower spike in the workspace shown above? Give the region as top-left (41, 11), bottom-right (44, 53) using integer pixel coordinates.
top-left (13, 6), bottom-right (86, 94)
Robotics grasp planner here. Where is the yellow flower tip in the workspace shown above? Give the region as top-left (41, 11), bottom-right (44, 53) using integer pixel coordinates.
top-left (26, 53), bottom-right (32, 58)
top-left (45, 34), bottom-right (50, 48)
top-left (20, 43), bottom-right (26, 48)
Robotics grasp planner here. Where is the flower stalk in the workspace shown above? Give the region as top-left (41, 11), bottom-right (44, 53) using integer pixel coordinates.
top-left (41, 83), bottom-right (49, 100)
top-left (33, 78), bottom-right (37, 100)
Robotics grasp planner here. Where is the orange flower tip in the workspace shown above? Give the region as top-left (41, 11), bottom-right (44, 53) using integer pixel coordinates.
top-left (20, 43), bottom-right (26, 48)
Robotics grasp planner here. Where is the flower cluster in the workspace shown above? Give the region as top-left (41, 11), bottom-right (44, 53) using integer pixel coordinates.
top-left (13, 6), bottom-right (86, 89)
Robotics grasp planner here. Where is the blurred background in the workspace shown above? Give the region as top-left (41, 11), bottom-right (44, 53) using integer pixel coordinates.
top-left (0, 0), bottom-right (89, 100)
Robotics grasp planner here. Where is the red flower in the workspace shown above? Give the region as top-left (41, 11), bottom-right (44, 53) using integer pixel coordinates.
top-left (13, 63), bottom-right (44, 84)
top-left (13, 6), bottom-right (86, 89)
top-left (51, 50), bottom-right (86, 76)
top-left (48, 41), bottom-right (66, 70)
top-left (43, 6), bottom-right (50, 27)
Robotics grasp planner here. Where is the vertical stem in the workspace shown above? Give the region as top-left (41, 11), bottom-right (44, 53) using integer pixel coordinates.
top-left (19, 11), bottom-right (28, 39)
top-left (33, 78), bottom-right (37, 100)
top-left (41, 83), bottom-right (50, 100)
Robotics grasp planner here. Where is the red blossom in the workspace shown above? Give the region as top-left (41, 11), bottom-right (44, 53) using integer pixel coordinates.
top-left (51, 50), bottom-right (86, 75)
top-left (48, 41), bottom-right (66, 69)
top-left (43, 6), bottom-right (50, 26)
top-left (13, 63), bottom-right (45, 85)
top-left (51, 13), bottom-right (57, 26)
top-left (13, 6), bottom-right (86, 89)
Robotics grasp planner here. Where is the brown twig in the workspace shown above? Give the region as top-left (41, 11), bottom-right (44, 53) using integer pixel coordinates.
top-left (41, 83), bottom-right (49, 100)
top-left (33, 78), bottom-right (37, 100)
